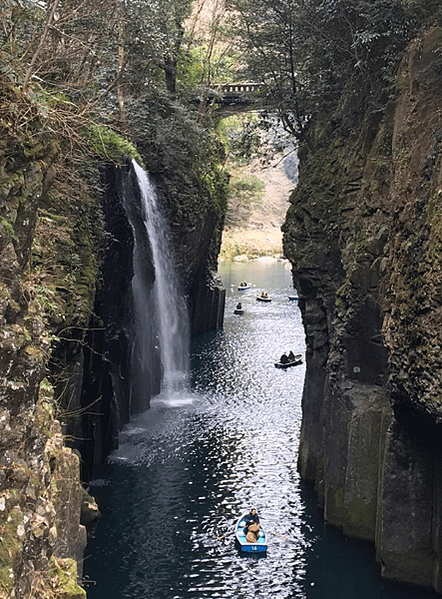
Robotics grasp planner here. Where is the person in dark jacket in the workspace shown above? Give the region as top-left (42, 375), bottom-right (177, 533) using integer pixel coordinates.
top-left (245, 508), bottom-right (259, 526)
top-left (244, 507), bottom-right (259, 537)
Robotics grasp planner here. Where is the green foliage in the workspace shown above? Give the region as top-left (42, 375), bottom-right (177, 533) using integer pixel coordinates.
top-left (226, 0), bottom-right (442, 146)
top-left (217, 114), bottom-right (261, 164)
top-left (125, 90), bottom-right (225, 176)
top-left (121, 0), bottom-right (193, 94)
top-left (86, 123), bottom-right (143, 165)
top-left (0, 0), bottom-right (230, 173)
top-left (48, 556), bottom-right (86, 599)
top-left (34, 285), bottom-right (59, 316)
top-left (225, 173), bottom-right (265, 228)
top-left (177, 43), bottom-right (241, 93)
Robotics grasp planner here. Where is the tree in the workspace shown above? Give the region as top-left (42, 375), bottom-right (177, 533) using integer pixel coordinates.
top-left (121, 0), bottom-right (193, 95)
top-left (225, 0), bottom-right (440, 148)
top-left (225, 173), bottom-right (265, 228)
top-left (224, 0), bottom-right (313, 144)
top-left (182, 0), bottom-right (241, 122)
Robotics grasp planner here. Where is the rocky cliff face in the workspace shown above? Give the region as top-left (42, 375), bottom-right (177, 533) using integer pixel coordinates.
top-left (283, 27), bottom-right (442, 593)
top-left (0, 77), bottom-right (89, 597)
top-left (79, 159), bottom-right (227, 475)
top-left (148, 164), bottom-right (227, 335)
top-left (0, 73), bottom-right (227, 596)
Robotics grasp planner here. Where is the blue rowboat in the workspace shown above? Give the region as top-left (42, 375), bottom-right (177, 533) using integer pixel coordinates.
top-left (256, 295), bottom-right (271, 302)
top-left (238, 283), bottom-right (251, 291)
top-left (235, 514), bottom-right (267, 553)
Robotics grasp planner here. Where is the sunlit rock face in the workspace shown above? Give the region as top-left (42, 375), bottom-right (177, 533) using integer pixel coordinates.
top-left (283, 27), bottom-right (442, 593)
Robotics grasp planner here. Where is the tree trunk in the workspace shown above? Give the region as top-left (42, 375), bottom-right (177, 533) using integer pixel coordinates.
top-left (23, 0), bottom-right (60, 92)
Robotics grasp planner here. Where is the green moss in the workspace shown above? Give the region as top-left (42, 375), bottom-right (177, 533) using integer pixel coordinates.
top-left (48, 556), bottom-right (86, 599)
top-left (34, 393), bottom-right (56, 438)
top-left (0, 217), bottom-right (16, 240)
top-left (39, 209), bottom-right (70, 226)
top-left (23, 142), bottom-right (45, 157)
top-left (86, 123), bottom-right (143, 166)
top-left (0, 506), bottom-right (24, 594)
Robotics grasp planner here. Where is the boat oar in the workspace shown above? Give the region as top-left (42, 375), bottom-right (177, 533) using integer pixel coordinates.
top-left (216, 530), bottom-right (234, 541)
top-left (267, 531), bottom-right (292, 541)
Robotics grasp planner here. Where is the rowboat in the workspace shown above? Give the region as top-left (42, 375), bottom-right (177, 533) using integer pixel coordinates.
top-left (288, 295), bottom-right (298, 302)
top-left (256, 295), bottom-right (271, 302)
top-left (238, 282), bottom-right (251, 291)
top-left (274, 354), bottom-right (303, 368)
top-left (235, 514), bottom-right (267, 553)
top-left (234, 308), bottom-right (244, 315)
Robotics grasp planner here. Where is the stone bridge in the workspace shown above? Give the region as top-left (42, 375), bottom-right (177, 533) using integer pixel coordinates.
top-left (210, 82), bottom-right (264, 108)
top-left (213, 82), bottom-right (264, 95)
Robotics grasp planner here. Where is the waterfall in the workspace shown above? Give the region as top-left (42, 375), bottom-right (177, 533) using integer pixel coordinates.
top-left (129, 160), bottom-right (189, 398)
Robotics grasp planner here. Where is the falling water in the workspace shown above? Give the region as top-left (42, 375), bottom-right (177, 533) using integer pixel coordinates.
top-left (130, 160), bottom-right (189, 395)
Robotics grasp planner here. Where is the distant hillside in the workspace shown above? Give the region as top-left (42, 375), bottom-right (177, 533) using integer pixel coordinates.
top-left (221, 153), bottom-right (297, 259)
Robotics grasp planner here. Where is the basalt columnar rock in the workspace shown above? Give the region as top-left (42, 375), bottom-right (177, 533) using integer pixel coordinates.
top-left (283, 27), bottom-right (442, 593)
top-left (0, 73), bottom-right (227, 596)
top-left (148, 164), bottom-right (227, 336)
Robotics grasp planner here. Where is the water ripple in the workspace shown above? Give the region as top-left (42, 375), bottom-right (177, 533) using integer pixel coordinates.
top-left (84, 261), bottom-right (438, 599)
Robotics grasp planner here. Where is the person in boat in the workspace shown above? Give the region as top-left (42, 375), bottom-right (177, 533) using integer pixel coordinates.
top-left (260, 291), bottom-right (268, 298)
top-left (245, 508), bottom-right (259, 526)
top-left (280, 353), bottom-right (289, 364)
top-left (244, 508), bottom-right (260, 542)
top-left (244, 508), bottom-right (260, 531)
top-left (236, 302), bottom-right (242, 310)
top-left (288, 350), bottom-right (295, 362)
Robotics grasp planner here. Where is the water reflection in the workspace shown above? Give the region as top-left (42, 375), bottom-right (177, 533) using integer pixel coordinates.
top-left (84, 259), bottom-right (439, 599)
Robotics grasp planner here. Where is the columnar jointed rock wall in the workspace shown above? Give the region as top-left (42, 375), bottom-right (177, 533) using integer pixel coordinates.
top-left (0, 72), bottom-right (228, 595)
top-left (0, 77), bottom-right (87, 597)
top-left (149, 165), bottom-right (227, 336)
top-left (283, 28), bottom-right (442, 593)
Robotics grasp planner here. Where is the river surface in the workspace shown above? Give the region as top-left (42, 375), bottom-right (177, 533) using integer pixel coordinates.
top-left (84, 259), bottom-right (438, 599)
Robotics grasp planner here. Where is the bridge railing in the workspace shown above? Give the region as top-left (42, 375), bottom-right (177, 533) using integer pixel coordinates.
top-left (212, 82), bottom-right (264, 95)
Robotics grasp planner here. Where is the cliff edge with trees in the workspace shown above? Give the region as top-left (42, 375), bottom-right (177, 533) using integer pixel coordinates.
top-left (0, 1), bottom-right (228, 596)
top-left (224, 0), bottom-right (442, 591)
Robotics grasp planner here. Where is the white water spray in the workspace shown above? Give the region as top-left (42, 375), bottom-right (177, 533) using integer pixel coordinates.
top-left (131, 160), bottom-right (189, 394)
